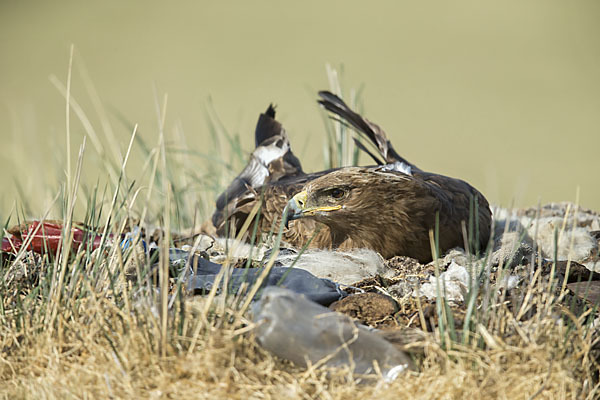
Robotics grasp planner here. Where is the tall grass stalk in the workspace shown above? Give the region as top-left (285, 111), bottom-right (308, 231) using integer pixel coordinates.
top-left (321, 64), bottom-right (363, 169)
top-left (0, 58), bottom-right (598, 398)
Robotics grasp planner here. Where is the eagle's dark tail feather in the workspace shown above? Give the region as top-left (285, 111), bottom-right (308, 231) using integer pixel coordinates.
top-left (317, 91), bottom-right (418, 170)
top-left (254, 104), bottom-right (280, 147)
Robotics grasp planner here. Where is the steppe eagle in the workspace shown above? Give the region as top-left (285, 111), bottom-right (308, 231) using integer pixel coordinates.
top-left (211, 92), bottom-right (491, 262)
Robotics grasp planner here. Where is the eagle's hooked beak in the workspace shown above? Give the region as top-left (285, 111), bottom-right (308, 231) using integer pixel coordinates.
top-left (284, 191), bottom-right (307, 228)
top-left (284, 190), bottom-right (342, 228)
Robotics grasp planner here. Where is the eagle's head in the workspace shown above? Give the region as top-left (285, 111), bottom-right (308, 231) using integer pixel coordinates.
top-left (285, 167), bottom-right (413, 234)
top-left (283, 165), bottom-right (491, 262)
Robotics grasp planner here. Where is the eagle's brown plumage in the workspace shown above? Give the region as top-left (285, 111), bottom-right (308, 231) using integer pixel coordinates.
top-left (211, 92), bottom-right (492, 262)
top-left (286, 167), bottom-right (491, 262)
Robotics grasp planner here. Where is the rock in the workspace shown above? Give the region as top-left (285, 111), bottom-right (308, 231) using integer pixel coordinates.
top-left (381, 256), bottom-right (433, 298)
top-left (491, 231), bottom-right (533, 268)
top-left (540, 260), bottom-right (600, 283)
top-left (210, 237), bottom-right (269, 263)
top-left (435, 248), bottom-right (470, 268)
top-left (417, 261), bottom-right (471, 302)
top-left (385, 256), bottom-right (423, 272)
top-left (567, 281), bottom-right (600, 305)
top-left (376, 327), bottom-right (429, 354)
top-left (272, 248), bottom-right (392, 285)
top-left (329, 292), bottom-right (399, 326)
top-left (253, 287), bottom-right (415, 379)
top-left (528, 218), bottom-right (597, 261)
top-left (496, 274), bottom-right (521, 290)
top-left (518, 203), bottom-right (600, 227)
top-left (388, 280), bottom-right (418, 299)
top-left (493, 203), bottom-right (600, 270)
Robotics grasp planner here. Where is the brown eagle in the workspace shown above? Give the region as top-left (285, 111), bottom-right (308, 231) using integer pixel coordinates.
top-left (211, 92), bottom-right (491, 262)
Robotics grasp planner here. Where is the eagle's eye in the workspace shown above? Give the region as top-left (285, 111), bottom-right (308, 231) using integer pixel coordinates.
top-left (330, 188), bottom-right (345, 199)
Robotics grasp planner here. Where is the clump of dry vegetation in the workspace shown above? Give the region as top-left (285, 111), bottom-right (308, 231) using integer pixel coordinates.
top-left (1, 249), bottom-right (598, 399)
top-left (1, 61), bottom-right (599, 399)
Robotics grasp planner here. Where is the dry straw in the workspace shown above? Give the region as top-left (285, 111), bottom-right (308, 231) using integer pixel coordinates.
top-left (0, 59), bottom-right (598, 400)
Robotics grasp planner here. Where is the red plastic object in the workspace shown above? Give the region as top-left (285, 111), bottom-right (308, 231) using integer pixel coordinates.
top-left (2, 236), bottom-right (22, 253)
top-left (2, 221), bottom-right (103, 256)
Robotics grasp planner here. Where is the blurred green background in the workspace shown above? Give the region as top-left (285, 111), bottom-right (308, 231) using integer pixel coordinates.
top-left (1, 0), bottom-right (599, 220)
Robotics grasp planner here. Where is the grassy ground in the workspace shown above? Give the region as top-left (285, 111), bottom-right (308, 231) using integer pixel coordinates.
top-left (1, 231), bottom-right (598, 399)
top-left (3, 0), bottom-right (600, 212)
top-left (1, 67), bottom-right (599, 399)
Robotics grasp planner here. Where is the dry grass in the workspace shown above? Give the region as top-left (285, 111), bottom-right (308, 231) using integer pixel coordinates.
top-left (1, 63), bottom-right (599, 399)
top-left (0, 283), bottom-right (596, 399)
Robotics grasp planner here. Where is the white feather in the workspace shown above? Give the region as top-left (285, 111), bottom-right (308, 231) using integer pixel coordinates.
top-left (378, 161), bottom-right (412, 175)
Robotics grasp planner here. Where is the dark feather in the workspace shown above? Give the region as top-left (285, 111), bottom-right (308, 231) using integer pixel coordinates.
top-left (318, 91), bottom-right (418, 170)
top-left (352, 138), bottom-right (384, 165)
top-left (254, 104), bottom-right (280, 147)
